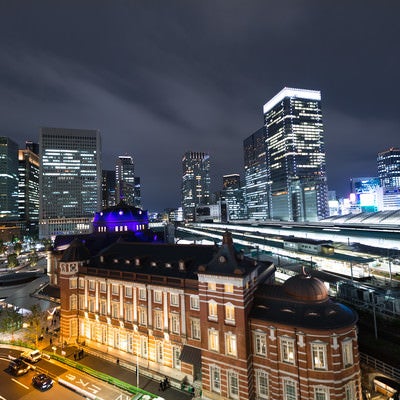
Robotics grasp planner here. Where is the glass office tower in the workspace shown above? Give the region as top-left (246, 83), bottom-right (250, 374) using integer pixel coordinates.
top-left (182, 151), bottom-right (210, 222)
top-left (18, 145), bottom-right (40, 235)
top-left (264, 87), bottom-right (328, 222)
top-left (39, 127), bottom-right (102, 238)
top-left (221, 174), bottom-right (246, 221)
top-left (377, 147), bottom-right (400, 188)
top-left (243, 127), bottom-right (270, 220)
top-left (0, 137), bottom-right (19, 221)
top-left (115, 155), bottom-right (135, 206)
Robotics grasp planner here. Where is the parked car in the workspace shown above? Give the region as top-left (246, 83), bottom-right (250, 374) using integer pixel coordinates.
top-left (21, 349), bottom-right (42, 363)
top-left (8, 358), bottom-right (30, 376)
top-left (32, 373), bottom-right (53, 391)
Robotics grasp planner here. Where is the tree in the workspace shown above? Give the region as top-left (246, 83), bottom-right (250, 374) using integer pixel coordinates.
top-left (7, 253), bottom-right (19, 268)
top-left (28, 250), bottom-right (39, 267)
top-left (25, 304), bottom-right (44, 348)
top-left (13, 242), bottom-right (22, 256)
top-left (0, 307), bottom-right (23, 341)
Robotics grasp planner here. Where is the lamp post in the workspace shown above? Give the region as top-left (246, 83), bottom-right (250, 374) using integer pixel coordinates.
top-left (370, 290), bottom-right (378, 340)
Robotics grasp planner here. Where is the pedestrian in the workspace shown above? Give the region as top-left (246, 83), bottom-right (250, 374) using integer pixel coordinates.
top-left (49, 337), bottom-right (52, 345)
top-left (159, 380), bottom-right (164, 391)
top-left (116, 358), bottom-right (119, 365)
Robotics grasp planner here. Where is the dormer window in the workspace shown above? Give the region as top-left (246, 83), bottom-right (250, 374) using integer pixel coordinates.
top-left (219, 256), bottom-right (226, 263)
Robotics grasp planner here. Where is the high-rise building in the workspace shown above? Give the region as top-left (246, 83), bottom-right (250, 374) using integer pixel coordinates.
top-left (181, 151), bottom-right (210, 222)
top-left (18, 144), bottom-right (40, 236)
top-left (0, 137), bottom-right (19, 221)
top-left (221, 174), bottom-right (246, 221)
top-left (101, 170), bottom-right (116, 209)
top-left (39, 127), bottom-right (102, 238)
top-left (115, 155), bottom-right (135, 205)
top-left (264, 87), bottom-right (328, 222)
top-left (134, 176), bottom-right (141, 208)
top-left (243, 127), bottom-right (270, 220)
top-left (377, 147), bottom-right (400, 188)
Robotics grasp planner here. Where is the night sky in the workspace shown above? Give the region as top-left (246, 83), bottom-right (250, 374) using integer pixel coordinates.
top-left (1, 1), bottom-right (399, 211)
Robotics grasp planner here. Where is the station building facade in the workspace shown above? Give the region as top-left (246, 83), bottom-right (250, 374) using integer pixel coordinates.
top-left (53, 204), bottom-right (361, 399)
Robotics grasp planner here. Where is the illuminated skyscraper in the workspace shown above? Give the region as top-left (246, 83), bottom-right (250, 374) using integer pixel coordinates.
top-left (243, 127), bottom-right (270, 220)
top-left (39, 127), bottom-right (102, 238)
top-left (101, 170), bottom-right (116, 208)
top-left (377, 147), bottom-right (400, 188)
top-left (18, 143), bottom-right (40, 235)
top-left (221, 174), bottom-right (246, 221)
top-left (181, 151), bottom-right (210, 222)
top-left (115, 155), bottom-right (135, 205)
top-left (264, 87), bottom-right (328, 222)
top-left (0, 137), bottom-right (19, 221)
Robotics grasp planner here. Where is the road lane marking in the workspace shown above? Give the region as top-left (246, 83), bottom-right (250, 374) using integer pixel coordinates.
top-left (11, 379), bottom-right (29, 390)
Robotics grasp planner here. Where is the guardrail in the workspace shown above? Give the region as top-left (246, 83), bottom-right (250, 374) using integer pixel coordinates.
top-left (361, 353), bottom-right (400, 381)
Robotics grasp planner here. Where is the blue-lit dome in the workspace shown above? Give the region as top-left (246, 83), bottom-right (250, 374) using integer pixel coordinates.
top-left (93, 201), bottom-right (149, 234)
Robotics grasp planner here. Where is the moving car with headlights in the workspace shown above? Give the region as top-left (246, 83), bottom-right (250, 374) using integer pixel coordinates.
top-left (32, 373), bottom-right (53, 391)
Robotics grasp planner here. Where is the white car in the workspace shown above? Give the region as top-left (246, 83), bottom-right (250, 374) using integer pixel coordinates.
top-left (21, 349), bottom-right (42, 363)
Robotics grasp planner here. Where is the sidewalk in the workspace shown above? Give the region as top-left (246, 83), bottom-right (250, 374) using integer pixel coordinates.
top-left (41, 341), bottom-right (197, 400)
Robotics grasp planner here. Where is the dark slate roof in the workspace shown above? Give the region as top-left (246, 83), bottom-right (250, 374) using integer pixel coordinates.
top-left (60, 238), bottom-right (91, 262)
top-left (90, 241), bottom-right (218, 279)
top-left (198, 231), bottom-right (260, 276)
top-left (54, 230), bottom-right (161, 257)
top-left (250, 276), bottom-right (358, 330)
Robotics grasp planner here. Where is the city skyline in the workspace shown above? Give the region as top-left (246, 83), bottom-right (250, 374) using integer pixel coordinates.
top-left (1, 2), bottom-right (399, 211)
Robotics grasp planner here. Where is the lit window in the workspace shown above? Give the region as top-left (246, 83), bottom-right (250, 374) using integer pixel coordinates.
top-left (140, 336), bottom-right (148, 358)
top-left (139, 307), bottom-right (147, 326)
top-left (154, 310), bottom-right (163, 330)
top-left (208, 329), bottom-right (219, 352)
top-left (89, 298), bottom-right (95, 313)
top-left (210, 365), bottom-right (221, 393)
top-left (89, 280), bottom-right (95, 290)
top-left (156, 341), bottom-right (163, 363)
top-left (100, 300), bottom-right (106, 315)
top-left (281, 338), bottom-right (295, 364)
top-left (225, 332), bottom-right (237, 356)
top-left (255, 331), bottom-right (267, 356)
top-left (191, 318), bottom-right (201, 340)
top-left (208, 282), bottom-right (217, 291)
top-left (125, 286), bottom-right (132, 298)
top-left (256, 370), bottom-right (269, 399)
top-left (112, 284), bottom-right (119, 295)
top-left (312, 343), bottom-right (327, 370)
top-left (342, 339), bottom-right (353, 367)
top-left (139, 288), bottom-right (146, 300)
top-left (190, 295), bottom-right (200, 310)
top-left (125, 305), bottom-right (132, 322)
top-left (283, 378), bottom-right (297, 400)
top-left (208, 301), bottom-right (218, 320)
top-left (170, 293), bottom-right (179, 306)
top-left (70, 294), bottom-right (77, 310)
top-left (79, 295), bottom-right (85, 310)
top-left (154, 290), bottom-right (162, 303)
top-left (112, 303), bottom-right (118, 318)
top-left (171, 313), bottom-right (180, 334)
top-left (100, 282), bottom-right (106, 292)
top-left (224, 284), bottom-right (234, 293)
top-left (344, 382), bottom-right (355, 400)
top-left (314, 386), bottom-right (329, 400)
top-left (79, 278), bottom-right (85, 289)
top-left (228, 370), bottom-right (239, 399)
top-left (173, 346), bottom-right (181, 369)
top-left (70, 278), bottom-right (77, 289)
top-left (225, 303), bottom-right (235, 323)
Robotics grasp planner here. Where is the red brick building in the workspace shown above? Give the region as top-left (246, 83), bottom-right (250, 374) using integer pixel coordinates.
top-left (55, 230), bottom-right (361, 399)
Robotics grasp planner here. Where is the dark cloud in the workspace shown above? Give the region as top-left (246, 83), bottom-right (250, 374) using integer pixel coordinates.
top-left (0, 1), bottom-right (399, 210)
